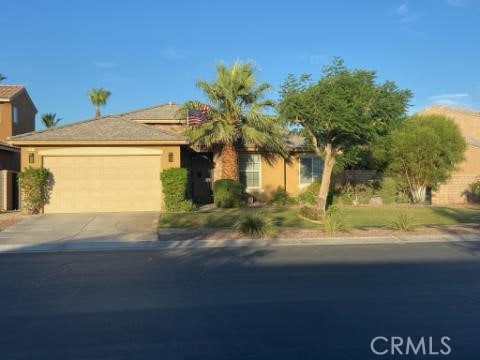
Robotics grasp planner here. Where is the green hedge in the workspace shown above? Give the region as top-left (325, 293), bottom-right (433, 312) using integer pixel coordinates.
top-left (160, 168), bottom-right (193, 212)
top-left (213, 179), bottom-right (244, 208)
top-left (18, 167), bottom-right (51, 214)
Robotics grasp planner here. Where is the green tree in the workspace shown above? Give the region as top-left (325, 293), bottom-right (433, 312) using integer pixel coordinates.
top-left (88, 88), bottom-right (111, 118)
top-left (0, 73), bottom-right (6, 82)
top-left (183, 61), bottom-right (287, 180)
top-left (41, 113), bottom-right (61, 128)
top-left (388, 114), bottom-right (466, 203)
top-left (278, 58), bottom-right (411, 215)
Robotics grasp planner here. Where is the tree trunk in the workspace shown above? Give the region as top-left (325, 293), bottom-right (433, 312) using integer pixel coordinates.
top-left (95, 106), bottom-right (101, 118)
top-left (316, 143), bottom-right (336, 216)
top-left (410, 184), bottom-right (426, 204)
top-left (221, 143), bottom-right (239, 180)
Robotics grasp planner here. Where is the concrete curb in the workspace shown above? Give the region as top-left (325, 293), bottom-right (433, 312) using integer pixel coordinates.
top-left (0, 233), bottom-right (479, 254)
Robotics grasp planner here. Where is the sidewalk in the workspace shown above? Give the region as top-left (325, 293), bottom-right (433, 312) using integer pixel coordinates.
top-left (0, 232), bottom-right (479, 254)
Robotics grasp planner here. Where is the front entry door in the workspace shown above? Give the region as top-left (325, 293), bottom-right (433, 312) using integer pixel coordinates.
top-left (190, 154), bottom-right (213, 204)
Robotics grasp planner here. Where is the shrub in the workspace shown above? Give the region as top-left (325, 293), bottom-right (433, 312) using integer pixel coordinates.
top-left (234, 212), bottom-right (272, 238)
top-left (470, 180), bottom-right (480, 197)
top-left (390, 210), bottom-right (417, 231)
top-left (377, 177), bottom-right (397, 204)
top-left (299, 206), bottom-right (323, 221)
top-left (269, 187), bottom-right (296, 206)
top-left (323, 205), bottom-right (350, 234)
top-left (388, 114), bottom-right (466, 203)
top-left (160, 168), bottom-right (194, 212)
top-left (18, 167), bottom-right (51, 214)
top-left (298, 181), bottom-right (321, 205)
top-left (213, 179), bottom-right (244, 208)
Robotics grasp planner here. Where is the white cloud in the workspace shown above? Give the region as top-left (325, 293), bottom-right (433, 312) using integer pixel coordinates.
top-left (445, 0), bottom-right (467, 7)
top-left (92, 61), bottom-right (116, 69)
top-left (161, 47), bottom-right (185, 60)
top-left (429, 93), bottom-right (470, 106)
top-left (396, 3), bottom-right (420, 23)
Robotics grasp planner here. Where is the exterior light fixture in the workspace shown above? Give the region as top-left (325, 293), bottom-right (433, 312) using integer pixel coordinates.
top-left (28, 153), bottom-right (35, 164)
top-left (168, 152), bottom-right (174, 162)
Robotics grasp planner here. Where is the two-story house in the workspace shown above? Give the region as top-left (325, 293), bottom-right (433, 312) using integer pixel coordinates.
top-left (0, 85), bottom-right (37, 210)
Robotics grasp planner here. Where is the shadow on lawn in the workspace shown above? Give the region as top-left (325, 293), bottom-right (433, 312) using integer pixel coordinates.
top-left (429, 206), bottom-right (480, 224)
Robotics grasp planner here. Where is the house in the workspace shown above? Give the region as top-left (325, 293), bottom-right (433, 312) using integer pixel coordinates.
top-left (9, 103), bottom-right (322, 213)
top-left (420, 106), bottom-right (480, 204)
top-left (0, 85), bottom-right (37, 210)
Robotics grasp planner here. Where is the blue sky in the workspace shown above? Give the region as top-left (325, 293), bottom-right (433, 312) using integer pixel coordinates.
top-left (0, 0), bottom-right (478, 128)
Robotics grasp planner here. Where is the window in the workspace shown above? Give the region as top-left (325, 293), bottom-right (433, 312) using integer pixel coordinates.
top-left (12, 106), bottom-right (19, 124)
top-left (299, 155), bottom-right (322, 185)
top-left (239, 153), bottom-right (261, 189)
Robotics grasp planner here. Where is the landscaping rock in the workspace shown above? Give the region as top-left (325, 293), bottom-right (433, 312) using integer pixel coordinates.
top-left (369, 196), bottom-right (383, 205)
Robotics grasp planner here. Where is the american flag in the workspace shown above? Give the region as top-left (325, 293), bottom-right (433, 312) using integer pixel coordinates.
top-left (187, 104), bottom-right (210, 125)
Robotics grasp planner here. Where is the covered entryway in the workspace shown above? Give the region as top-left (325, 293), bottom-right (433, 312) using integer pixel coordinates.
top-left (41, 148), bottom-right (163, 213)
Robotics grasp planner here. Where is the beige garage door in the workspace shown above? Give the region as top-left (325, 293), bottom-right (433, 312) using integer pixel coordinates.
top-left (43, 155), bottom-right (162, 213)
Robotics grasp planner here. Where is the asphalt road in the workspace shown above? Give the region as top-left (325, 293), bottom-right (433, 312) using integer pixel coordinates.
top-left (1, 240), bottom-right (480, 359)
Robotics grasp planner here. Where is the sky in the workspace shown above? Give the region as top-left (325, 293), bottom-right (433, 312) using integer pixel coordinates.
top-left (0, 0), bottom-right (478, 129)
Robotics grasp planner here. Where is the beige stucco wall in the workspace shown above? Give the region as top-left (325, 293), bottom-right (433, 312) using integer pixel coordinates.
top-left (0, 92), bottom-right (36, 142)
top-left (0, 102), bottom-right (13, 141)
top-left (19, 144), bottom-right (181, 171)
top-left (238, 152), bottom-right (312, 201)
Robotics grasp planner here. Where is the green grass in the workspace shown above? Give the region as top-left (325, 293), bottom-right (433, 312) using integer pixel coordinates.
top-left (158, 205), bottom-right (480, 229)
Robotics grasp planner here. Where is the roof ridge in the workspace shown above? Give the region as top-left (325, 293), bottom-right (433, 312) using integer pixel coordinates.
top-left (425, 105), bottom-right (480, 116)
top-left (115, 102), bottom-right (181, 118)
top-left (127, 117), bottom-right (186, 138)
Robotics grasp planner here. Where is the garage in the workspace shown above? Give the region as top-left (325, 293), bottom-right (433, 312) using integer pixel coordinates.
top-left (43, 154), bottom-right (162, 213)
top-left (9, 114), bottom-right (187, 214)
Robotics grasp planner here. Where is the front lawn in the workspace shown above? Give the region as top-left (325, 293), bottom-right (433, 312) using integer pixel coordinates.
top-left (158, 205), bottom-right (480, 229)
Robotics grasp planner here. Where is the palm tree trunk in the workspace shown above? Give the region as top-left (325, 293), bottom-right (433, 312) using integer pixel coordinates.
top-left (221, 143), bottom-right (239, 180)
top-left (95, 106), bottom-right (101, 118)
top-left (316, 143), bottom-right (336, 216)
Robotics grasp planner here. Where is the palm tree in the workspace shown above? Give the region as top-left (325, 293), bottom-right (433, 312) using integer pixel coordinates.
top-left (184, 61), bottom-right (287, 180)
top-left (0, 73), bottom-right (6, 82)
top-left (88, 88), bottom-right (111, 118)
top-left (41, 113), bottom-right (61, 128)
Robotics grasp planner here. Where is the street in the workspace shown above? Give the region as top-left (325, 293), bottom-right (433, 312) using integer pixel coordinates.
top-left (1, 240), bottom-right (480, 359)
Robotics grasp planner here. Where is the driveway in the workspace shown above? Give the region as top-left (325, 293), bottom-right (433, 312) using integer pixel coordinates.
top-left (0, 212), bottom-right (159, 251)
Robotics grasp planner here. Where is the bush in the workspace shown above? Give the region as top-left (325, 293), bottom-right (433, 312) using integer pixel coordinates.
top-left (18, 167), bottom-right (51, 214)
top-left (323, 206), bottom-right (350, 234)
top-left (299, 206), bottom-right (323, 221)
top-left (160, 168), bottom-right (194, 212)
top-left (390, 210), bottom-right (417, 231)
top-left (268, 187), bottom-right (296, 206)
top-left (235, 212), bottom-right (272, 238)
top-left (213, 179), bottom-right (244, 208)
top-left (298, 181), bottom-right (321, 205)
top-left (470, 180), bottom-right (480, 197)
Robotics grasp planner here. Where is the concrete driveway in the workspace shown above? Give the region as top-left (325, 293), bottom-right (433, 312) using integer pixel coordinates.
top-left (0, 212), bottom-right (159, 251)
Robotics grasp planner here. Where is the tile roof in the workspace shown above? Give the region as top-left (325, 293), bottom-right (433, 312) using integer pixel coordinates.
top-left (0, 85), bottom-right (25, 100)
top-left (117, 103), bottom-right (182, 120)
top-left (10, 115), bottom-right (187, 143)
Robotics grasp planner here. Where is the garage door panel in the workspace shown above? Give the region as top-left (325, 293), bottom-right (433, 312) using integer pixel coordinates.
top-left (43, 155), bottom-right (162, 213)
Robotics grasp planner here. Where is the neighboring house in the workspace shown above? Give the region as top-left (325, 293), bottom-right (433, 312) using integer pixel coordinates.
top-left (9, 103), bottom-right (322, 213)
top-left (420, 106), bottom-right (480, 204)
top-left (0, 85), bottom-right (37, 210)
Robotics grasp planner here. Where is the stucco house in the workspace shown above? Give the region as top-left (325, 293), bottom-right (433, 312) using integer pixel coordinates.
top-left (0, 85), bottom-right (37, 210)
top-left (9, 103), bottom-right (323, 213)
top-left (420, 106), bottom-right (480, 204)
